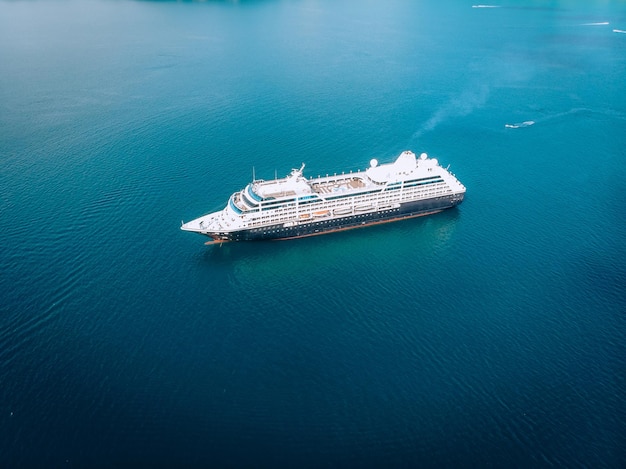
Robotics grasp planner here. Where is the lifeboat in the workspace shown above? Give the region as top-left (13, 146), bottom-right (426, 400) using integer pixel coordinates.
top-left (313, 210), bottom-right (330, 218)
top-left (333, 207), bottom-right (352, 215)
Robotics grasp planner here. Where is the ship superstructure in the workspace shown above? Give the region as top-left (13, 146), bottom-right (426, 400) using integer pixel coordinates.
top-left (181, 151), bottom-right (465, 243)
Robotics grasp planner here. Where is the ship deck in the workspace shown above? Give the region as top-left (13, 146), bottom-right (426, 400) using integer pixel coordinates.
top-left (311, 176), bottom-right (366, 195)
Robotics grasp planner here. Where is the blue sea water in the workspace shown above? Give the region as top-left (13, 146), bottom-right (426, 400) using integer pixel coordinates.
top-left (1, 0), bottom-right (626, 467)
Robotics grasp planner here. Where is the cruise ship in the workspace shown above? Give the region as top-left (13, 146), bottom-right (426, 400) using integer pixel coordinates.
top-left (181, 150), bottom-right (465, 243)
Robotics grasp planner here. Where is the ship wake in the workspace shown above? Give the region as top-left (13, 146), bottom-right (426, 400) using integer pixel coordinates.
top-left (505, 121), bottom-right (535, 129)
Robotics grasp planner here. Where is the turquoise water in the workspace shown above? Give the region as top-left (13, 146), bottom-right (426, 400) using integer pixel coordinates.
top-left (1, 1), bottom-right (625, 467)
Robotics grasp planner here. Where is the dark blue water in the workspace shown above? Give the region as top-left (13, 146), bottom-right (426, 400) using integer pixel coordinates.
top-left (2, 1), bottom-right (625, 467)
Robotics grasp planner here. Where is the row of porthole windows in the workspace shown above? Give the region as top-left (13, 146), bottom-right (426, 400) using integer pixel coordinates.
top-left (254, 204), bottom-right (398, 220)
top-left (247, 202), bottom-right (423, 226)
top-left (250, 186), bottom-right (448, 215)
top-left (245, 188), bottom-right (450, 224)
top-left (250, 209), bottom-right (400, 233)
top-left (257, 193), bottom-right (417, 216)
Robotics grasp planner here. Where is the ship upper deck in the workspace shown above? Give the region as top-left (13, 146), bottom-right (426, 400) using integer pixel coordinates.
top-left (253, 172), bottom-right (369, 200)
top-left (255, 177), bottom-right (312, 199)
top-left (248, 150), bottom-right (459, 204)
top-left (311, 177), bottom-right (366, 195)
top-left (253, 165), bottom-right (313, 199)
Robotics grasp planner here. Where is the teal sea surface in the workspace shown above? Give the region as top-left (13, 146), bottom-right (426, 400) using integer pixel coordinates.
top-left (1, 1), bottom-right (625, 467)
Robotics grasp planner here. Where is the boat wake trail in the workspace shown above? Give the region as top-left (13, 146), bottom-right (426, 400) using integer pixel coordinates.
top-left (472, 5), bottom-right (500, 8)
top-left (614, 29), bottom-right (626, 34)
top-left (504, 107), bottom-right (626, 130)
top-left (581, 22), bottom-right (609, 26)
top-left (412, 84), bottom-right (489, 140)
top-left (505, 121), bottom-right (535, 129)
